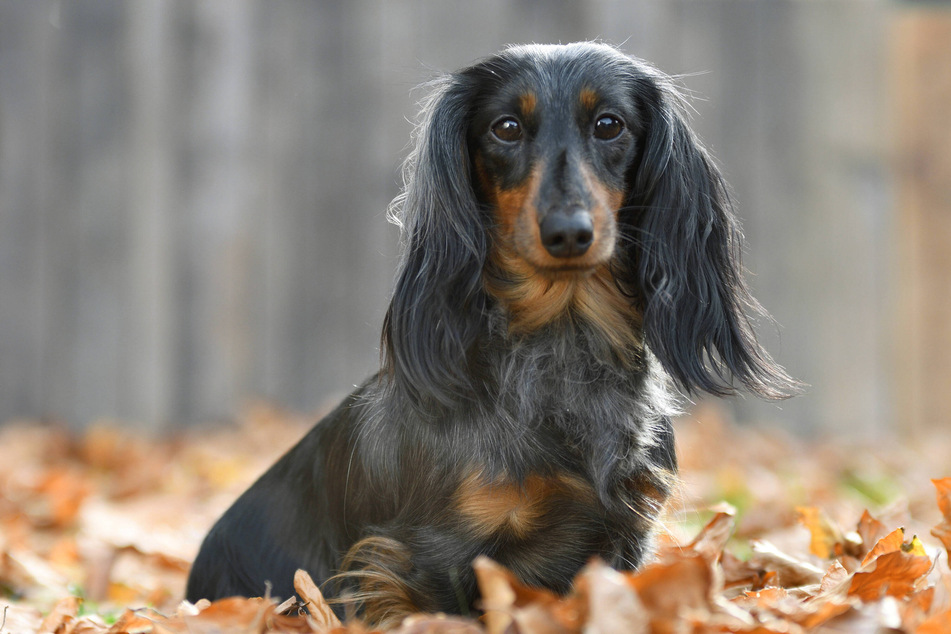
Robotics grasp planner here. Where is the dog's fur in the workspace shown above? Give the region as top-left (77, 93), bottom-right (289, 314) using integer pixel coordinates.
top-left (186, 42), bottom-right (798, 625)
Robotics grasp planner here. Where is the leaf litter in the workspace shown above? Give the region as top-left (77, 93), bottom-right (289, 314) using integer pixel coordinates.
top-left (1, 401), bottom-right (950, 633)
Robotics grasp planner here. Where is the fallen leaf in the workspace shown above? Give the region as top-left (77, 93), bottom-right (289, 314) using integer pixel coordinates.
top-left (575, 560), bottom-right (647, 634)
top-left (623, 553), bottom-right (713, 618)
top-left (918, 608), bottom-right (951, 634)
top-left (848, 550), bottom-right (931, 601)
top-left (932, 478), bottom-right (951, 565)
top-left (37, 595), bottom-right (82, 633)
top-left (474, 556), bottom-right (518, 634)
top-left (907, 585), bottom-right (935, 614)
top-left (394, 613), bottom-right (483, 633)
top-left (1, 548), bottom-right (72, 599)
top-left (816, 559), bottom-right (850, 597)
top-left (35, 468), bottom-right (91, 528)
top-left (474, 556), bottom-right (581, 634)
top-left (860, 526), bottom-right (905, 567)
top-left (182, 597), bottom-right (270, 632)
top-left (720, 550), bottom-right (771, 591)
top-left (817, 599), bottom-right (901, 632)
top-left (731, 586), bottom-right (789, 612)
top-left (748, 540), bottom-right (825, 587)
top-left (796, 506), bottom-right (842, 559)
top-left (294, 568), bottom-right (342, 629)
top-left (856, 510), bottom-right (887, 556)
top-left (797, 600), bottom-right (854, 630)
top-left (897, 586), bottom-right (936, 631)
top-left (107, 609), bottom-right (160, 634)
top-left (0, 603), bottom-right (43, 634)
top-left (686, 505), bottom-right (736, 563)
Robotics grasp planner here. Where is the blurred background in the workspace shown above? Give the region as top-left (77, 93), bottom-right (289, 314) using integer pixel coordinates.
top-left (0, 0), bottom-right (948, 436)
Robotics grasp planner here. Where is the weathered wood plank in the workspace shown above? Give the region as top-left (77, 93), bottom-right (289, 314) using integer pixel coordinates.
top-left (893, 10), bottom-right (951, 434)
top-left (123, 0), bottom-right (175, 426)
top-left (0, 2), bottom-right (50, 419)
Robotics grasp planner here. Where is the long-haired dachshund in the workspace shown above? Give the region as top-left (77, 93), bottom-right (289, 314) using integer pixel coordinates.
top-left (186, 42), bottom-right (798, 624)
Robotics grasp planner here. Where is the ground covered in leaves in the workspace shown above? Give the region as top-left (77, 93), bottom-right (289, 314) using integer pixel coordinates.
top-left (1, 402), bottom-right (950, 633)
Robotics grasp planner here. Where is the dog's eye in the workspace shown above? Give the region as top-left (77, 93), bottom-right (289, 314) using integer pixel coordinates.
top-left (491, 117), bottom-right (523, 143)
top-left (593, 115), bottom-right (624, 140)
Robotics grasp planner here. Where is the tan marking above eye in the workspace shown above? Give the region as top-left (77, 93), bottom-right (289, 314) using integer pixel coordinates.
top-left (519, 92), bottom-right (537, 116)
top-left (579, 87), bottom-right (599, 112)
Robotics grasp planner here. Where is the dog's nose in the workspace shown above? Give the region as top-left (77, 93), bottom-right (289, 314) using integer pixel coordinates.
top-left (539, 209), bottom-right (594, 258)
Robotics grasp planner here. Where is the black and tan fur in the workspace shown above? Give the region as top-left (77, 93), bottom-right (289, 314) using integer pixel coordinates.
top-left (186, 42), bottom-right (799, 626)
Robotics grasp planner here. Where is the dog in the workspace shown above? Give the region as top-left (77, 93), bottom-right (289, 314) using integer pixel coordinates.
top-left (186, 42), bottom-right (798, 625)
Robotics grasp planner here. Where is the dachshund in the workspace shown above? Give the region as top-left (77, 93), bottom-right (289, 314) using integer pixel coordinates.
top-left (186, 42), bottom-right (799, 625)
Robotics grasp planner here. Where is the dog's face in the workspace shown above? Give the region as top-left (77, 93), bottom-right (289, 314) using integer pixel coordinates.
top-left (469, 46), bottom-right (642, 278)
top-left (384, 42), bottom-right (799, 407)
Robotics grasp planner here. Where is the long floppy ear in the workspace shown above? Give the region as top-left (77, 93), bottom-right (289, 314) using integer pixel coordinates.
top-left (381, 74), bottom-right (488, 409)
top-left (626, 74), bottom-right (800, 399)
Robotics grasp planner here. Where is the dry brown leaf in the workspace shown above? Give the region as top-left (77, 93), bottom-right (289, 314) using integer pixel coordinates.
top-left (180, 596), bottom-right (312, 634)
top-left (789, 562), bottom-right (856, 629)
top-left (933, 477), bottom-right (951, 519)
top-left (35, 468), bottom-right (91, 528)
top-left (473, 556), bottom-right (518, 634)
top-left (816, 600), bottom-right (905, 632)
top-left (686, 505), bottom-right (736, 563)
top-left (847, 550), bottom-right (932, 601)
top-left (473, 556), bottom-right (581, 634)
top-left (860, 526), bottom-right (905, 567)
top-left (797, 601), bottom-right (854, 630)
top-left (393, 613), bottom-right (482, 633)
top-left (1, 548), bottom-right (72, 598)
top-left (931, 478), bottom-right (951, 566)
top-left (294, 568), bottom-right (342, 629)
top-left (37, 595), bottom-right (82, 633)
top-left (816, 559), bottom-right (850, 596)
top-left (796, 506), bottom-right (842, 559)
top-left (856, 510), bottom-right (888, 557)
top-left (907, 585), bottom-right (935, 614)
top-left (182, 597), bottom-right (272, 632)
top-left (730, 586), bottom-right (789, 612)
top-left (720, 550), bottom-right (770, 591)
top-left (511, 604), bottom-right (575, 634)
top-left (918, 608), bottom-right (951, 634)
top-left (575, 560), bottom-right (647, 634)
top-left (748, 540), bottom-right (824, 587)
top-left (0, 603), bottom-right (44, 634)
top-left (623, 552), bottom-right (713, 622)
top-left (66, 616), bottom-right (113, 634)
top-left (896, 586), bottom-right (936, 631)
top-left (731, 585), bottom-right (852, 630)
top-left (79, 425), bottom-right (169, 499)
top-left (106, 609), bottom-right (160, 634)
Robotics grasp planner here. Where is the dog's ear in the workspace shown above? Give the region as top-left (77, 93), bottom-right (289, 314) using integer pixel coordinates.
top-left (382, 74), bottom-right (488, 410)
top-left (625, 74), bottom-right (800, 399)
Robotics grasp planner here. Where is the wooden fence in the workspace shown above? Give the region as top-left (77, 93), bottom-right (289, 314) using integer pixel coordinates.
top-left (0, 0), bottom-right (946, 434)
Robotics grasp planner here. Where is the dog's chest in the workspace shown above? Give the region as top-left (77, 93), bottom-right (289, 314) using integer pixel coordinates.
top-left (450, 470), bottom-right (599, 539)
top-left (479, 344), bottom-right (656, 465)
top-left (451, 360), bottom-right (650, 517)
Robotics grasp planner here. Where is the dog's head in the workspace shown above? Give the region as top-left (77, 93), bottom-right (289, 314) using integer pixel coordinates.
top-left (384, 43), bottom-right (799, 407)
top-left (468, 46), bottom-right (633, 275)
